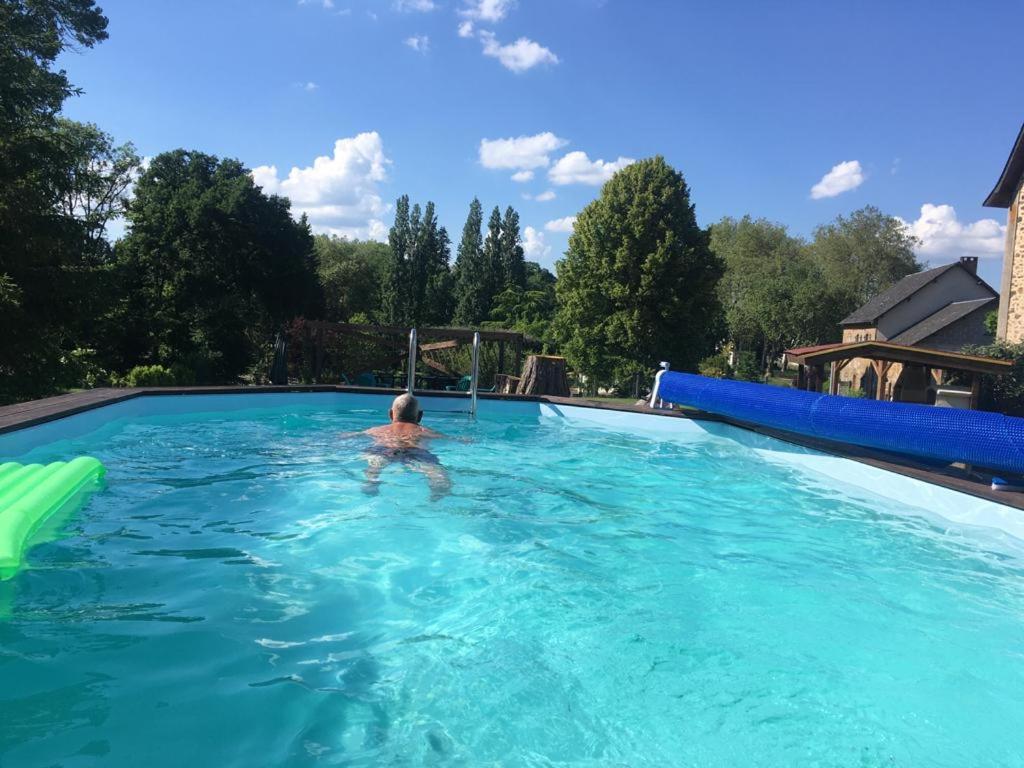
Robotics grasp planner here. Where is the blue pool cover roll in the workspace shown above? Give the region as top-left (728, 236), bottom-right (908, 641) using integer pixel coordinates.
top-left (657, 372), bottom-right (1024, 475)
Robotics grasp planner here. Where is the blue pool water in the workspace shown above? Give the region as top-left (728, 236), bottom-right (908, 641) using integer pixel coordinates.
top-left (2, 400), bottom-right (1024, 766)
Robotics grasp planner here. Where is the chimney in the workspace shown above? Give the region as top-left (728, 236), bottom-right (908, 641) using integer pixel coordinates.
top-left (960, 256), bottom-right (978, 275)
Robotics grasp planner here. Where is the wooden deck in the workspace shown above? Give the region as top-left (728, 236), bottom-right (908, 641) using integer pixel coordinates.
top-left (1, 386), bottom-right (1022, 511)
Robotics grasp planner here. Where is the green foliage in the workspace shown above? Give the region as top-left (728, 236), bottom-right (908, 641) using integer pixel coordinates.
top-left (384, 196), bottom-right (453, 325)
top-left (453, 198), bottom-right (485, 325)
top-left (698, 353), bottom-right (731, 379)
top-left (110, 149), bottom-right (322, 384)
top-left (732, 350), bottom-right (761, 382)
top-left (0, 1), bottom-right (135, 404)
top-left (984, 310), bottom-right (998, 336)
top-left (962, 341), bottom-right (1024, 416)
top-left (485, 262), bottom-right (557, 346)
top-left (808, 205), bottom-right (921, 314)
top-left (454, 199), bottom-right (526, 326)
top-left (712, 216), bottom-right (838, 374)
top-left (499, 206), bottom-right (526, 291)
top-left (315, 235), bottom-right (389, 321)
top-left (119, 364), bottom-right (178, 387)
top-left (553, 156), bottom-right (724, 386)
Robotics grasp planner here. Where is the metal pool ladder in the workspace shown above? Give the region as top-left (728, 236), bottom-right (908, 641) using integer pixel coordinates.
top-left (406, 328), bottom-right (481, 418)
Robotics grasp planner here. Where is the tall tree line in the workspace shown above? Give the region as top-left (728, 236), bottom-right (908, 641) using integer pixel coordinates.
top-left (379, 196), bottom-right (530, 328)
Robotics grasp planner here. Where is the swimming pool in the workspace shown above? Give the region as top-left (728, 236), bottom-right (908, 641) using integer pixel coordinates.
top-left (2, 393), bottom-right (1024, 766)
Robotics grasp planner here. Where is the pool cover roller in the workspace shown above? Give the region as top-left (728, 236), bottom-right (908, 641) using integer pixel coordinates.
top-left (656, 372), bottom-right (1024, 475)
top-left (0, 457), bottom-right (105, 579)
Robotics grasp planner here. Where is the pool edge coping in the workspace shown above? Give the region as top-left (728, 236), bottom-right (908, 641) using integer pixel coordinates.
top-left (2, 385), bottom-right (1022, 512)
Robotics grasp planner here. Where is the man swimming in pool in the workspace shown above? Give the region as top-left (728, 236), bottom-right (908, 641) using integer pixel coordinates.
top-left (356, 393), bottom-right (452, 500)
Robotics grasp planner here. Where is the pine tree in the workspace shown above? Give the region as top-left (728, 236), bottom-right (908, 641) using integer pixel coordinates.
top-left (499, 205), bottom-right (526, 291)
top-left (453, 198), bottom-right (485, 325)
top-left (384, 195), bottom-right (411, 323)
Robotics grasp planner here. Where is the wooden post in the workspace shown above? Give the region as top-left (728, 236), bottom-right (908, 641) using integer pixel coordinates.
top-left (872, 360), bottom-right (884, 400)
top-left (970, 372), bottom-right (982, 410)
top-left (829, 361), bottom-right (838, 395)
top-left (498, 340), bottom-right (506, 375)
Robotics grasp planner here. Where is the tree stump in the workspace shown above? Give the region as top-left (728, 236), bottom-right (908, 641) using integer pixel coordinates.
top-left (516, 355), bottom-right (570, 396)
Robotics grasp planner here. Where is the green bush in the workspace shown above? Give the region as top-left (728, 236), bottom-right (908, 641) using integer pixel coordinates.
top-left (698, 353), bottom-right (731, 379)
top-left (120, 364), bottom-right (177, 387)
top-left (963, 341), bottom-right (1024, 415)
top-left (732, 351), bottom-right (761, 382)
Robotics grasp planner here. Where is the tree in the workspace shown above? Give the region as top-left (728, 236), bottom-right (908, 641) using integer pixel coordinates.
top-left (383, 197), bottom-right (454, 326)
top-left (808, 205), bottom-right (921, 314)
top-left (453, 198), bottom-right (486, 325)
top-left (486, 261), bottom-right (556, 345)
top-left (0, 0), bottom-right (115, 403)
top-left (480, 205), bottom-right (503, 314)
top-left (384, 195), bottom-right (412, 324)
top-left (315, 235), bottom-right (390, 321)
top-left (111, 150), bottom-right (322, 383)
top-left (499, 205), bottom-right (526, 291)
top-left (712, 216), bottom-right (837, 373)
top-left (411, 201), bottom-right (454, 325)
top-left (553, 156), bottom-right (724, 388)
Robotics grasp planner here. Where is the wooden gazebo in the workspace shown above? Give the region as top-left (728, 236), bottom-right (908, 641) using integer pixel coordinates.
top-left (785, 341), bottom-right (1012, 409)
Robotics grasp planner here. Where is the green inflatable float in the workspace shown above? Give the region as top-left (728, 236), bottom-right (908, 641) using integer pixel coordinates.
top-left (0, 456), bottom-right (105, 580)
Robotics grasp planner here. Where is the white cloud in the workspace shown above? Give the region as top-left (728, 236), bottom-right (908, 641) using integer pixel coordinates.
top-left (810, 160), bottom-right (864, 199)
top-left (405, 34), bottom-right (429, 52)
top-left (251, 132), bottom-right (391, 241)
top-left (548, 151), bottom-right (634, 185)
top-left (545, 215), bottom-right (576, 233)
top-left (523, 189), bottom-right (556, 202)
top-left (302, 81), bottom-right (318, 91)
top-left (511, 170), bottom-right (534, 182)
top-left (394, 0), bottom-right (435, 11)
top-left (458, 20), bottom-right (475, 37)
top-left (479, 132), bottom-right (568, 172)
top-left (522, 226), bottom-right (551, 261)
top-left (298, 0), bottom-right (336, 7)
top-left (459, 0), bottom-right (514, 22)
top-left (479, 30), bottom-right (558, 73)
top-left (899, 204), bottom-right (1006, 261)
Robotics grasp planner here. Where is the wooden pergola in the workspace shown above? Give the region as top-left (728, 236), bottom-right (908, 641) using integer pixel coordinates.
top-left (785, 340), bottom-right (1012, 409)
top-left (300, 321), bottom-right (534, 386)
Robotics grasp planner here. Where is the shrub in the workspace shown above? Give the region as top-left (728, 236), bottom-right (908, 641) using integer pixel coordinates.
top-left (698, 353), bottom-right (731, 379)
top-left (120, 364), bottom-right (177, 387)
top-left (732, 351), bottom-right (761, 382)
top-left (963, 341), bottom-right (1024, 416)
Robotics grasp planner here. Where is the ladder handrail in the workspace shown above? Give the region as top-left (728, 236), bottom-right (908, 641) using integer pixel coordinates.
top-left (406, 328), bottom-right (417, 393)
top-left (469, 331), bottom-right (481, 417)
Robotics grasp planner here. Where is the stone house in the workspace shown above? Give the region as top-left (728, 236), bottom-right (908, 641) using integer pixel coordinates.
top-left (986, 122), bottom-right (1024, 343)
top-left (836, 257), bottom-right (997, 399)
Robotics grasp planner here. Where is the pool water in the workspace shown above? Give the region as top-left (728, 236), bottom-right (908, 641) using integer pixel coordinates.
top-left (3, 403), bottom-right (1024, 766)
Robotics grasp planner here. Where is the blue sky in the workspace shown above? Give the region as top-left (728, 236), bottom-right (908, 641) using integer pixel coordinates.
top-left (59, 0), bottom-right (1019, 287)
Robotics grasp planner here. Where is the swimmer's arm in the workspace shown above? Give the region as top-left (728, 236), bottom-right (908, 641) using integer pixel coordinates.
top-left (422, 428), bottom-right (472, 443)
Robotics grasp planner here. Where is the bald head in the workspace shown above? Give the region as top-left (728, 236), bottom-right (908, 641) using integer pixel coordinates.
top-left (390, 393), bottom-right (422, 424)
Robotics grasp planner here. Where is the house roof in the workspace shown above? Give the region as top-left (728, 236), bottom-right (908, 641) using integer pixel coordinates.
top-left (784, 341), bottom-right (1012, 376)
top-left (888, 297), bottom-right (997, 346)
top-left (840, 263), bottom-right (959, 325)
top-left (984, 122), bottom-right (1024, 208)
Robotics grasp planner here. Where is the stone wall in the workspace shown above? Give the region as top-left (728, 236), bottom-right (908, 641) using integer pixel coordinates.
top-left (998, 180), bottom-right (1024, 342)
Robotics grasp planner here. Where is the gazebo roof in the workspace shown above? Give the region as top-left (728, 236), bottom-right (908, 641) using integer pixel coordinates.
top-left (785, 340), bottom-right (1012, 376)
